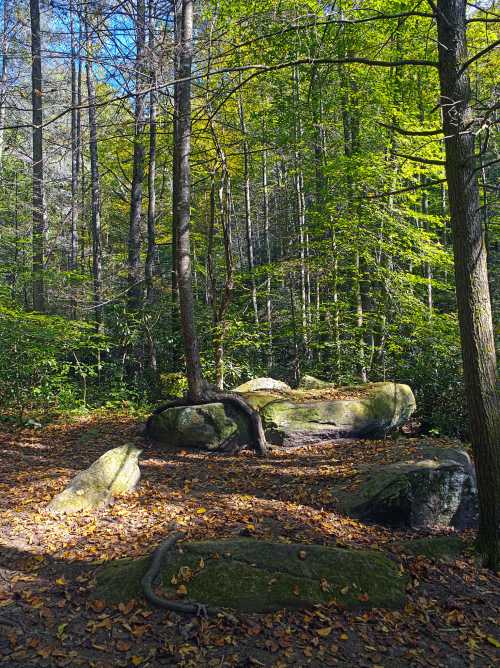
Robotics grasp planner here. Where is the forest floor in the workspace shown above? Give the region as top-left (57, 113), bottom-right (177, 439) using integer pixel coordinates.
top-left (0, 411), bottom-right (498, 667)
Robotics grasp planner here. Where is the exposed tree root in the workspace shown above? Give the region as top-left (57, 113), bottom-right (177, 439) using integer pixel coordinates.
top-left (141, 531), bottom-right (237, 622)
top-left (147, 388), bottom-right (269, 457)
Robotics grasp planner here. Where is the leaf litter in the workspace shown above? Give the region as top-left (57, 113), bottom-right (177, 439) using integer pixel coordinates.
top-left (0, 412), bottom-right (498, 667)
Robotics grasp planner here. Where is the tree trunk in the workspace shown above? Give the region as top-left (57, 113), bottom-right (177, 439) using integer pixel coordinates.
top-left (436, 0), bottom-right (500, 570)
top-left (85, 10), bottom-right (103, 330)
top-left (69, 0), bottom-right (80, 317)
top-left (238, 91), bottom-right (259, 325)
top-left (30, 0), bottom-right (46, 312)
top-left (174, 0), bottom-right (203, 400)
top-left (262, 147), bottom-right (273, 369)
top-left (145, 0), bottom-right (157, 303)
top-left (128, 0), bottom-right (146, 310)
top-left (0, 0), bottom-right (9, 167)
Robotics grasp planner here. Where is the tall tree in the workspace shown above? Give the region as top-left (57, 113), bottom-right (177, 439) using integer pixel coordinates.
top-left (84, 7), bottom-right (103, 329)
top-left (128, 0), bottom-right (147, 309)
top-left (436, 0), bottom-right (500, 570)
top-left (30, 0), bottom-right (46, 312)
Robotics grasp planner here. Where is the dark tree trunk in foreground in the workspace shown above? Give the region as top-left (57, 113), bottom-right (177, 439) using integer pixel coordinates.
top-left (30, 0), bottom-right (46, 312)
top-left (436, 0), bottom-right (500, 570)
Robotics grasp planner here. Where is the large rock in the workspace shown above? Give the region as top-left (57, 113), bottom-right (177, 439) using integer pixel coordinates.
top-left (234, 377), bottom-right (291, 393)
top-left (95, 538), bottom-right (407, 612)
top-left (47, 444), bottom-right (141, 514)
top-left (147, 403), bottom-right (250, 451)
top-left (335, 446), bottom-right (478, 529)
top-left (299, 374), bottom-right (333, 389)
top-left (261, 381), bottom-right (416, 446)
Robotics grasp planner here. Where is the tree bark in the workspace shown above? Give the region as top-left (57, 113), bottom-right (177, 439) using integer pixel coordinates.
top-left (0, 0), bottom-right (9, 167)
top-left (30, 0), bottom-right (47, 312)
top-left (174, 0), bottom-right (203, 400)
top-left (238, 91), bottom-right (259, 325)
top-left (69, 0), bottom-right (80, 317)
top-left (145, 0), bottom-right (157, 303)
top-left (128, 0), bottom-right (147, 310)
top-left (436, 0), bottom-right (500, 570)
top-left (84, 10), bottom-right (103, 329)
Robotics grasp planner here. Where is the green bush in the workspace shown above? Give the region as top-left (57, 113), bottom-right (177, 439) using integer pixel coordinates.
top-left (0, 302), bottom-right (107, 419)
top-left (387, 313), bottom-right (467, 437)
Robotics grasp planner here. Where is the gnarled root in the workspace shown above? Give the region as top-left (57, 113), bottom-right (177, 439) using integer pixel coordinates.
top-left (142, 532), bottom-right (227, 618)
top-left (147, 390), bottom-right (269, 457)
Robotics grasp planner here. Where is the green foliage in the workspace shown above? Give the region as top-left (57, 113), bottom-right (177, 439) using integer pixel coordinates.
top-left (0, 300), bottom-right (107, 419)
top-left (388, 314), bottom-right (467, 437)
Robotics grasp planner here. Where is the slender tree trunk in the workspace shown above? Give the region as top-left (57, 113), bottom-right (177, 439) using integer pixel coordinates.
top-left (85, 11), bottom-right (103, 329)
top-left (238, 92), bottom-right (259, 325)
top-left (262, 147), bottom-right (273, 369)
top-left (128, 0), bottom-right (146, 310)
top-left (145, 0), bottom-right (157, 303)
top-left (30, 0), bottom-right (46, 312)
top-left (69, 0), bottom-right (80, 317)
top-left (174, 0), bottom-right (203, 400)
top-left (0, 0), bottom-right (9, 167)
top-left (436, 0), bottom-right (500, 570)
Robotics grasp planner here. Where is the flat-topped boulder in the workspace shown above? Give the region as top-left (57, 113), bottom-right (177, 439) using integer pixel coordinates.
top-left (299, 374), bottom-right (333, 389)
top-left (259, 381), bottom-right (416, 446)
top-left (334, 446), bottom-right (478, 529)
top-left (95, 538), bottom-right (407, 612)
top-left (233, 377), bottom-right (291, 393)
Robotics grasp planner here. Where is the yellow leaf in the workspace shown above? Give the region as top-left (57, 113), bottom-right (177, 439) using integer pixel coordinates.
top-left (486, 636), bottom-right (500, 648)
top-left (196, 508), bottom-right (207, 514)
top-left (131, 657), bottom-right (143, 666)
top-left (177, 585), bottom-right (188, 596)
top-left (55, 577), bottom-right (66, 586)
top-left (340, 633), bottom-right (349, 641)
top-left (317, 627), bottom-right (332, 637)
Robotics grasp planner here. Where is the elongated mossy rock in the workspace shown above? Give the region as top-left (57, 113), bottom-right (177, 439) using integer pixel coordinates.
top-left (261, 381), bottom-right (416, 446)
top-left (47, 444), bottom-right (141, 514)
top-left (94, 538), bottom-right (407, 612)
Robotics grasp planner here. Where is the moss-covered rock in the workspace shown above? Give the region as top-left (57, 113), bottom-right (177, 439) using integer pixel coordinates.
top-left (394, 536), bottom-right (467, 560)
top-left (335, 447), bottom-right (478, 529)
top-left (147, 403), bottom-right (251, 450)
top-left (95, 538), bottom-right (407, 612)
top-left (261, 382), bottom-right (416, 446)
top-left (234, 377), bottom-right (291, 393)
top-left (299, 375), bottom-right (333, 389)
top-left (47, 444), bottom-right (141, 514)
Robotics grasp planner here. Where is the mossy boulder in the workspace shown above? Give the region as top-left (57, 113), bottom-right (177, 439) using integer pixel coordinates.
top-left (47, 444), bottom-right (141, 514)
top-left (94, 538), bottom-right (407, 613)
top-left (234, 377), bottom-right (291, 393)
top-left (335, 447), bottom-right (478, 529)
top-left (147, 402), bottom-right (251, 451)
top-left (394, 536), bottom-right (467, 560)
top-left (299, 375), bottom-right (333, 389)
top-left (260, 382), bottom-right (416, 446)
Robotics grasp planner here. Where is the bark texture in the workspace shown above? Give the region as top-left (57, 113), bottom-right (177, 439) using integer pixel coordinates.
top-left (436, 0), bottom-right (500, 570)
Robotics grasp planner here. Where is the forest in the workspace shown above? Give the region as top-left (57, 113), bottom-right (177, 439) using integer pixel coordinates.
top-left (0, 0), bottom-right (499, 666)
